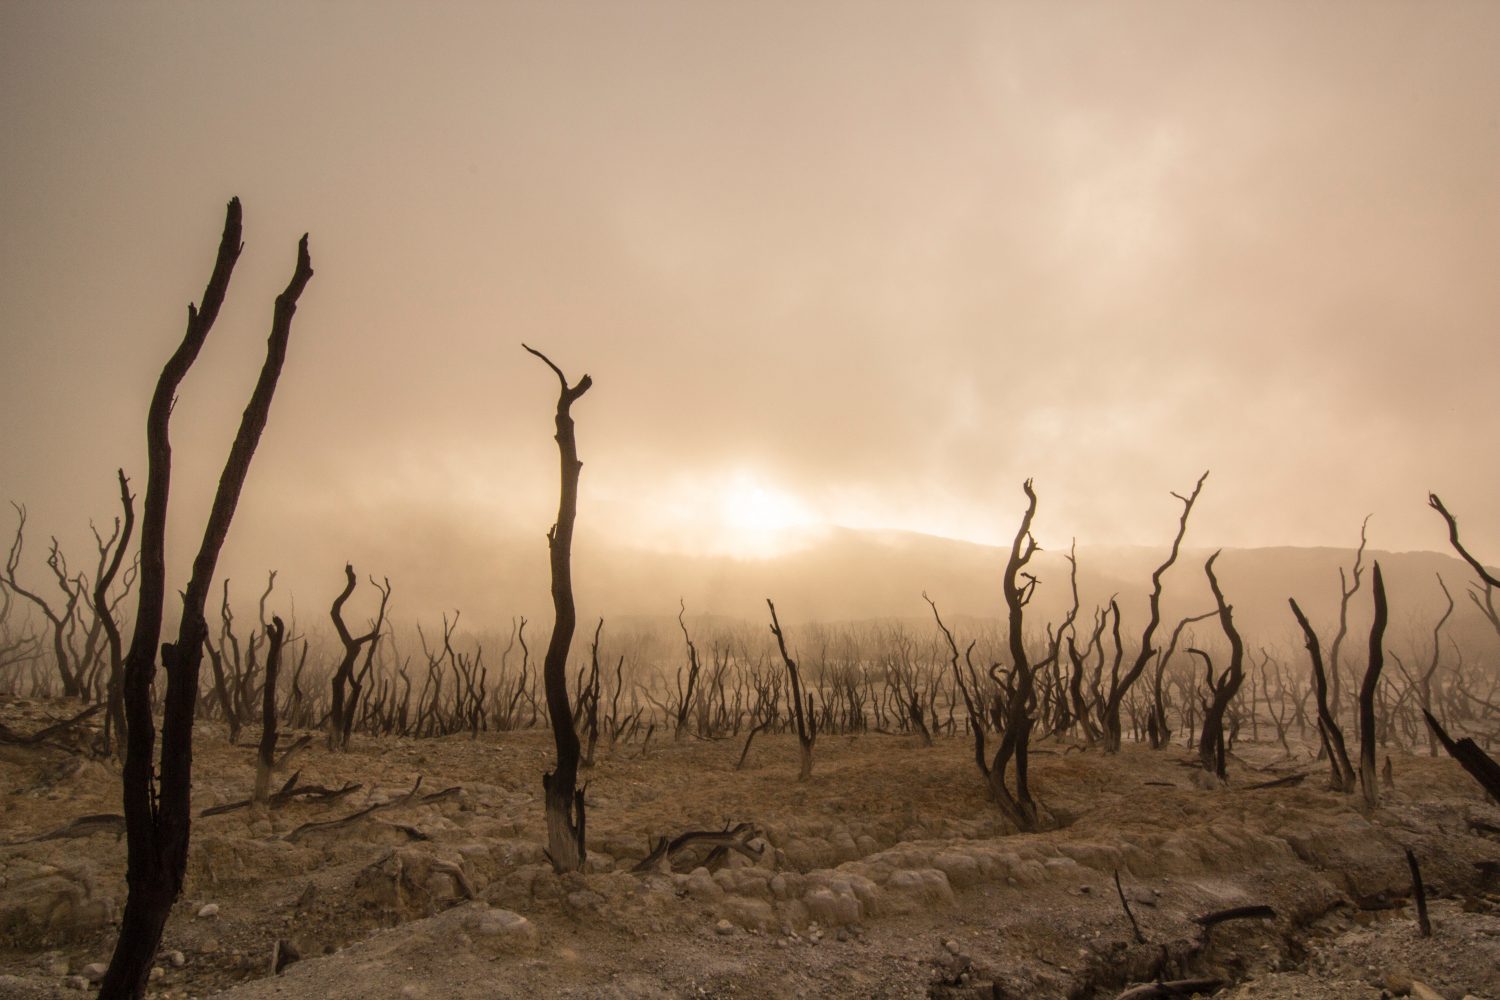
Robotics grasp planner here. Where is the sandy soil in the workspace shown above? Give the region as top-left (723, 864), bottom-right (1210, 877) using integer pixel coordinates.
top-left (2, 696), bottom-right (1498, 1000)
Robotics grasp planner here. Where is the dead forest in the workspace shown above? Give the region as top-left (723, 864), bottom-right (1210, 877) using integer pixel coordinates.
top-left (2, 200), bottom-right (1499, 1000)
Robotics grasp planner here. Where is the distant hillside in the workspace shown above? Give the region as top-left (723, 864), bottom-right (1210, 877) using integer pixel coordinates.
top-left (574, 528), bottom-right (1498, 654)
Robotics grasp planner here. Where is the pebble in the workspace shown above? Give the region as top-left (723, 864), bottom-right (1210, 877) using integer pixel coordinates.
top-left (81, 963), bottom-right (107, 984)
top-left (165, 950), bottom-right (187, 968)
top-left (714, 919), bottom-right (735, 936)
top-left (197, 902), bottom-right (220, 919)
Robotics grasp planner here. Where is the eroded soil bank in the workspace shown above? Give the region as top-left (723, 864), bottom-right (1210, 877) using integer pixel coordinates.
top-left (2, 697), bottom-right (1498, 999)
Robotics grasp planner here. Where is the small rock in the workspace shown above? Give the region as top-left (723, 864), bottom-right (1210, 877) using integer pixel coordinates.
top-left (944, 939), bottom-right (962, 955)
top-left (714, 919), bottom-right (735, 936)
top-left (164, 950), bottom-right (186, 968)
top-left (81, 963), bottom-right (107, 983)
top-left (1384, 970), bottom-right (1414, 996)
top-left (148, 967), bottom-right (164, 982)
top-left (197, 903), bottom-right (220, 919)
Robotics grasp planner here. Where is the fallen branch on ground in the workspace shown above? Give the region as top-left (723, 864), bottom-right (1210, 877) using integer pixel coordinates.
top-left (631, 821), bottom-right (762, 873)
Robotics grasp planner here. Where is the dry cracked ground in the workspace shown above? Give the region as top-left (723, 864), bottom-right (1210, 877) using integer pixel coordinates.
top-left (2, 695), bottom-right (1499, 1000)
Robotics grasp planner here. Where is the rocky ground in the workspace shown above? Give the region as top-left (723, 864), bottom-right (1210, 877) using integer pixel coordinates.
top-left (2, 695), bottom-right (1498, 999)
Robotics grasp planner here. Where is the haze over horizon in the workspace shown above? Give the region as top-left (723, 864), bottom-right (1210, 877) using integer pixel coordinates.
top-left (2, 2), bottom-right (1498, 625)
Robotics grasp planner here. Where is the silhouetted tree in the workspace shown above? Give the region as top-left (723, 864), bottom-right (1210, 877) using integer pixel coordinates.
top-left (525, 344), bottom-right (591, 873)
top-left (1101, 472), bottom-right (1207, 752)
top-left (767, 599), bottom-right (816, 780)
top-left (100, 199), bottom-right (312, 999)
top-left (1428, 493), bottom-right (1500, 640)
top-left (1288, 597), bottom-right (1355, 792)
top-left (327, 564), bottom-right (391, 750)
top-left (1196, 551), bottom-right (1245, 783)
top-left (1358, 562), bottom-right (1388, 809)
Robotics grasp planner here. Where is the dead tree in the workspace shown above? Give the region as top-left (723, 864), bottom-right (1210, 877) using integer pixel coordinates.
top-left (1358, 562), bottom-right (1389, 809)
top-left (1423, 709), bottom-right (1500, 804)
top-left (95, 471), bottom-right (135, 757)
top-left (767, 599), bottom-right (816, 780)
top-left (1288, 597), bottom-right (1356, 792)
top-left (1328, 517), bottom-right (1371, 722)
top-left (327, 564), bottom-right (391, 750)
top-left (1196, 551), bottom-right (1245, 783)
top-left (1148, 610), bottom-right (1215, 749)
top-left (674, 599), bottom-right (702, 739)
top-left (1428, 493), bottom-right (1500, 640)
top-left (253, 617), bottom-right (287, 805)
top-left (4, 506), bottom-right (86, 699)
top-left (1102, 472), bottom-right (1207, 752)
top-left (100, 198), bottom-right (312, 1000)
top-left (525, 344), bottom-right (591, 874)
top-left (988, 479), bottom-right (1045, 830)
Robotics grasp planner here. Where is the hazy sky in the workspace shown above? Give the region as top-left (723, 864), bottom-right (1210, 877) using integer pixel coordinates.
top-left (2, 2), bottom-right (1498, 622)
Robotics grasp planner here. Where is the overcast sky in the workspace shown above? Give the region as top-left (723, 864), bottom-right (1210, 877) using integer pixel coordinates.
top-left (2, 2), bottom-right (1497, 622)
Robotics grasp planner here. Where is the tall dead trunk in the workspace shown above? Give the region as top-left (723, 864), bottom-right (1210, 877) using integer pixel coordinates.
top-left (1102, 472), bottom-right (1207, 752)
top-left (988, 479), bottom-right (1044, 830)
top-left (1289, 597), bottom-right (1355, 792)
top-left (100, 200), bottom-right (312, 1000)
top-left (1358, 562), bottom-right (1388, 809)
top-left (95, 470), bottom-right (135, 758)
top-left (767, 599), bottom-right (816, 781)
top-left (253, 616), bottom-right (286, 805)
top-left (1197, 551), bottom-right (1245, 783)
top-left (525, 344), bottom-right (591, 874)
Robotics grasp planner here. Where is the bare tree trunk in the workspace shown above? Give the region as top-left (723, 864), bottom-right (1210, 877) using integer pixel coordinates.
top-left (525, 344), bottom-right (591, 874)
top-left (95, 471), bottom-right (135, 758)
top-left (1358, 562), bottom-right (1388, 809)
top-left (1197, 552), bottom-right (1245, 783)
top-left (767, 599), bottom-right (816, 781)
top-left (101, 200), bottom-right (312, 1000)
top-left (253, 617), bottom-right (286, 805)
top-left (1103, 472), bottom-right (1207, 752)
top-left (1289, 598), bottom-right (1355, 792)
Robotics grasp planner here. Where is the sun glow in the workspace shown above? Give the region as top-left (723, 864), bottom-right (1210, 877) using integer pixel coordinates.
top-left (716, 472), bottom-right (820, 556)
top-left (604, 467), bottom-right (825, 558)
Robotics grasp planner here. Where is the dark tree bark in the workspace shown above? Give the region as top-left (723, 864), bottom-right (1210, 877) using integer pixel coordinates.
top-left (1102, 472), bottom-right (1207, 752)
top-left (1429, 493), bottom-right (1500, 638)
top-left (524, 344), bottom-right (591, 874)
top-left (1422, 708), bottom-right (1500, 805)
top-left (767, 599), bottom-right (815, 781)
top-left (1358, 562), bottom-right (1388, 809)
top-left (1288, 597), bottom-right (1356, 792)
top-left (1197, 551), bottom-right (1245, 783)
top-left (95, 471), bottom-right (135, 757)
top-left (100, 199), bottom-right (312, 1000)
top-left (989, 479), bottom-right (1044, 830)
top-left (327, 564), bottom-right (390, 750)
top-left (254, 616), bottom-right (286, 805)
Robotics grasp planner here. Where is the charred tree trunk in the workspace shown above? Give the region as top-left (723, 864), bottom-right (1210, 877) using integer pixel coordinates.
top-left (100, 199), bottom-right (311, 1000)
top-left (1289, 598), bottom-right (1356, 792)
top-left (1358, 562), bottom-right (1388, 809)
top-left (525, 344), bottom-right (591, 874)
top-left (96, 471), bottom-right (135, 758)
top-left (327, 565), bottom-right (390, 750)
top-left (253, 617), bottom-right (286, 805)
top-left (767, 599), bottom-right (816, 781)
top-left (1102, 472), bottom-right (1207, 752)
top-left (989, 479), bottom-right (1044, 830)
top-left (1197, 552), bottom-right (1245, 783)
